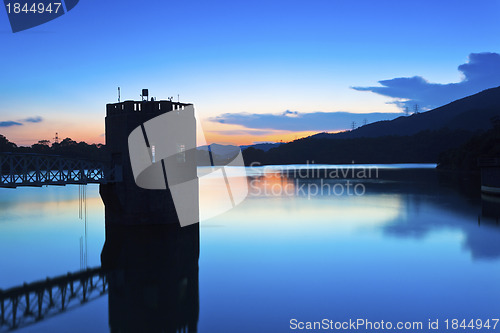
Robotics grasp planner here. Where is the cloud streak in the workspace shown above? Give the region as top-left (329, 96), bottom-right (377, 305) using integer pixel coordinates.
top-left (0, 121), bottom-right (22, 127)
top-left (0, 116), bottom-right (44, 128)
top-left (21, 116), bottom-right (43, 123)
top-left (210, 110), bottom-right (402, 132)
top-left (353, 52), bottom-right (500, 110)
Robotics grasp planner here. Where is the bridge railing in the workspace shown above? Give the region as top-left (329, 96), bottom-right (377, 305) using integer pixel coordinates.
top-left (0, 267), bottom-right (107, 331)
top-left (0, 153), bottom-right (121, 188)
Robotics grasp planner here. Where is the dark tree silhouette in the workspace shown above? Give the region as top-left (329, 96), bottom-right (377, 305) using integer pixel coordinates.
top-left (0, 135), bottom-right (17, 152)
top-left (0, 135), bottom-right (108, 161)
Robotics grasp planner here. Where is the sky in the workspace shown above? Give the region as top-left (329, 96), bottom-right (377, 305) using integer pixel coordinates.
top-left (1, 0), bottom-right (500, 145)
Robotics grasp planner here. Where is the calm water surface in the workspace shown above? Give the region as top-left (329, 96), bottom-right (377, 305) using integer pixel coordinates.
top-left (1, 165), bottom-right (500, 332)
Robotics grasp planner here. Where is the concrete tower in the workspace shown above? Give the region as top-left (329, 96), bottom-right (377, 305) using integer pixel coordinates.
top-left (100, 90), bottom-right (197, 227)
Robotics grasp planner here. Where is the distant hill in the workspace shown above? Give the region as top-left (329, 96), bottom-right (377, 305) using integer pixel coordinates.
top-left (239, 142), bottom-right (282, 151)
top-left (242, 86), bottom-right (500, 165)
top-left (317, 86), bottom-right (500, 139)
top-left (242, 129), bottom-right (477, 165)
top-left (198, 143), bottom-right (239, 157)
top-left (197, 143), bottom-right (241, 165)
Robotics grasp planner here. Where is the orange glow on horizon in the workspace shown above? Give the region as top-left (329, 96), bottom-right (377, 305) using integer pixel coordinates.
top-left (199, 120), bottom-right (345, 146)
top-left (1, 121), bottom-right (105, 147)
top-left (204, 129), bottom-right (325, 145)
top-left (2, 116), bottom-right (347, 147)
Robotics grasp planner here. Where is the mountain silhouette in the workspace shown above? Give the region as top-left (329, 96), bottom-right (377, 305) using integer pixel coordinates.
top-left (314, 85), bottom-right (500, 139)
top-left (240, 142), bottom-right (282, 152)
top-left (242, 86), bottom-right (500, 165)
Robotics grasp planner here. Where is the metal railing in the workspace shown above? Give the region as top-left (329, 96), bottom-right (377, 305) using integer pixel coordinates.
top-left (0, 153), bottom-right (121, 188)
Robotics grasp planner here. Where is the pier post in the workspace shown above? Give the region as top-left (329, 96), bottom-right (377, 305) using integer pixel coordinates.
top-left (36, 290), bottom-right (43, 320)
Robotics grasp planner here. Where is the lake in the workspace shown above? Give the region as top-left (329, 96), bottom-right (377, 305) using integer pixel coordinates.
top-left (1, 164), bottom-right (500, 333)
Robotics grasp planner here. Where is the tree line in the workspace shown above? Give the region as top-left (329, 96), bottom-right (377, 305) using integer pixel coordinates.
top-left (0, 135), bottom-right (109, 161)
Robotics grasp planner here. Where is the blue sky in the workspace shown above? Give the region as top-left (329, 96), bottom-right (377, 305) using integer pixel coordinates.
top-left (1, 0), bottom-right (500, 145)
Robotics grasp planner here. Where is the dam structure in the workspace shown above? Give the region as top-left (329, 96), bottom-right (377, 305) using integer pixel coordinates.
top-left (100, 90), bottom-right (197, 227)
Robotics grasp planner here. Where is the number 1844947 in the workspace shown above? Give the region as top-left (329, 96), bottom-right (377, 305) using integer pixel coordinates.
top-left (5, 2), bottom-right (62, 14)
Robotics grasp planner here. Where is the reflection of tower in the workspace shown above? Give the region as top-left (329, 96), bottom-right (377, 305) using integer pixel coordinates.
top-left (100, 89), bottom-right (197, 226)
top-left (100, 90), bottom-right (200, 330)
top-left (101, 223), bottom-right (199, 332)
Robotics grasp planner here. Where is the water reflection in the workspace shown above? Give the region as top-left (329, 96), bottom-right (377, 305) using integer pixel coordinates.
top-left (0, 220), bottom-right (200, 333)
top-left (0, 267), bottom-right (107, 331)
top-left (246, 168), bottom-right (500, 260)
top-left (2, 166), bottom-right (500, 332)
top-left (101, 223), bottom-right (199, 333)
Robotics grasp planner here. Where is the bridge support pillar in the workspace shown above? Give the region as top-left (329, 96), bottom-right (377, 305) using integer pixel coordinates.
top-left (36, 290), bottom-right (43, 320)
top-left (24, 290), bottom-right (32, 316)
top-left (11, 297), bottom-right (17, 328)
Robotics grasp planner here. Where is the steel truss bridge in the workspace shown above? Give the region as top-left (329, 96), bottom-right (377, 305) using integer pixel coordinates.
top-left (0, 153), bottom-right (121, 188)
top-left (0, 153), bottom-right (117, 330)
top-left (0, 267), bottom-right (107, 331)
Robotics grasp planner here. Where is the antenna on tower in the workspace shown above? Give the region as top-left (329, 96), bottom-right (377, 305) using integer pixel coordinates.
top-left (53, 132), bottom-right (59, 144)
top-left (118, 87), bottom-right (121, 103)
